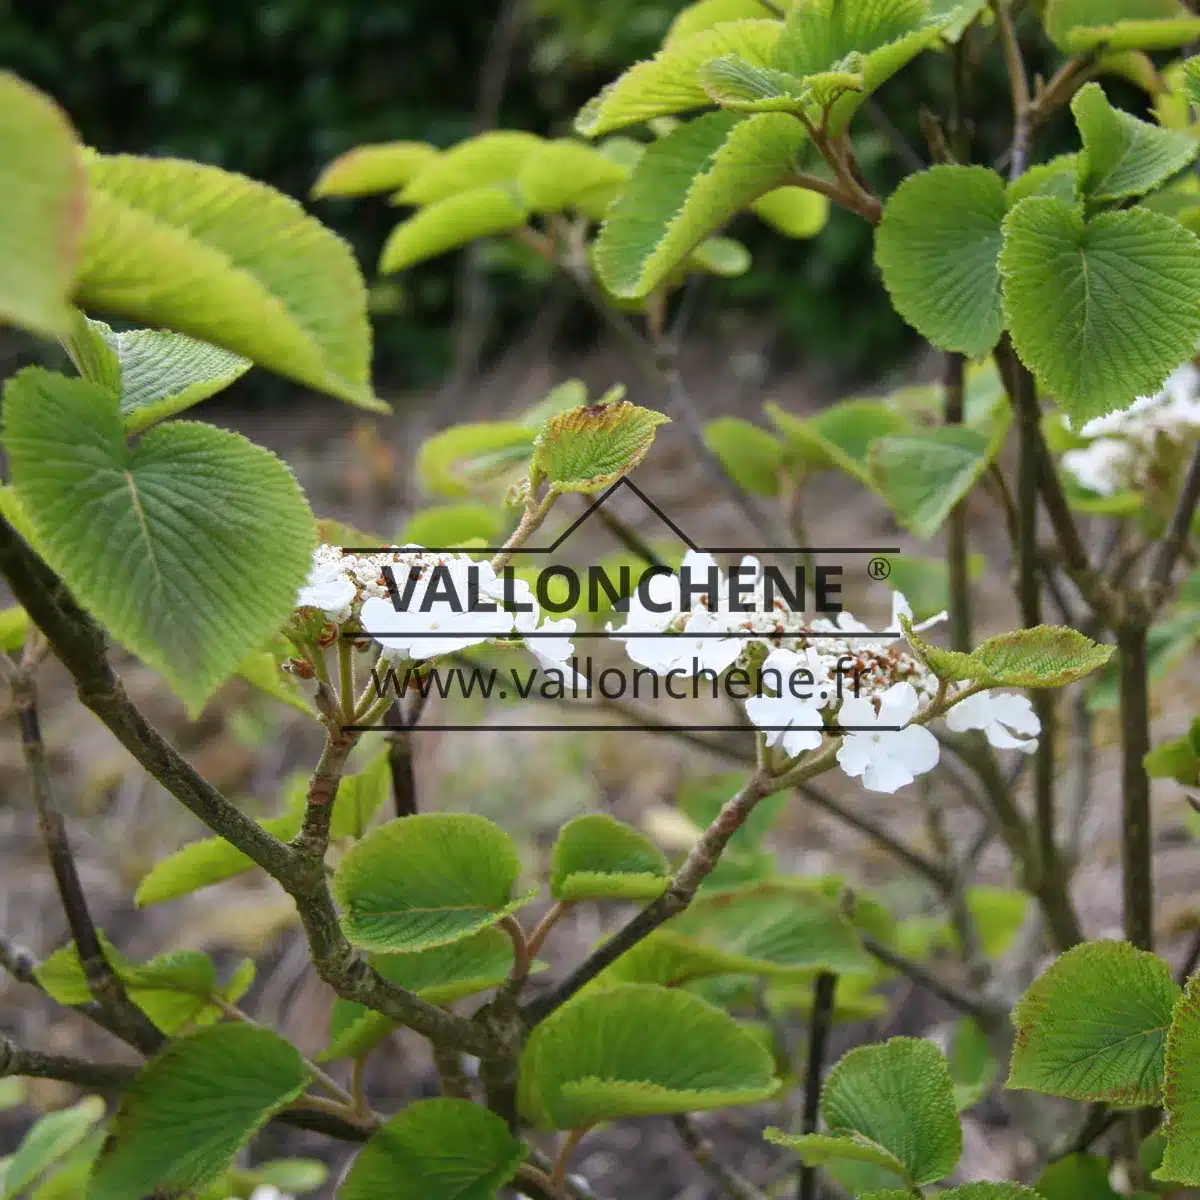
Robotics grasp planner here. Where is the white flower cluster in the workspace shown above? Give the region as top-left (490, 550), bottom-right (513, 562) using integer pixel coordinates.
top-left (295, 544), bottom-right (581, 680)
top-left (607, 551), bottom-right (1039, 794)
top-left (1062, 362), bottom-right (1200, 496)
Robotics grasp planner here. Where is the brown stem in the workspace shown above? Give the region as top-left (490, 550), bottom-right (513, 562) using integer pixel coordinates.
top-left (674, 1115), bottom-right (768, 1200)
top-left (797, 972), bottom-right (838, 1200)
top-left (994, 0), bottom-right (1031, 179)
top-left (943, 352), bottom-right (972, 652)
top-left (294, 729), bottom-right (358, 860)
top-left (500, 914), bottom-right (534, 986)
top-left (552, 1128), bottom-right (591, 1197)
top-left (1147, 440), bottom-right (1200, 608)
top-left (1118, 621), bottom-right (1154, 951)
top-left (527, 900), bottom-right (570, 959)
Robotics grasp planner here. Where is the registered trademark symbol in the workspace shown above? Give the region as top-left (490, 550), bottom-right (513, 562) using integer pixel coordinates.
top-left (868, 556), bottom-right (891, 580)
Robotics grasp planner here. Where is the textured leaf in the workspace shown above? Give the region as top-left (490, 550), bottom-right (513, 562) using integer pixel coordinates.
top-left (1007, 155), bottom-right (1080, 206)
top-left (65, 313), bottom-right (250, 434)
top-left (339, 1099), bottom-right (525, 1199)
top-left (767, 398), bottom-right (913, 485)
top-left (875, 166), bottom-right (1007, 358)
top-left (950, 1018), bottom-right (997, 1111)
top-left (1008, 940), bottom-right (1179, 1104)
top-left (753, 186), bottom-right (830, 237)
top-left (517, 139), bottom-right (630, 217)
top-left (89, 1025), bottom-right (308, 1200)
top-left (704, 417), bottom-right (784, 495)
top-left (1001, 197), bottom-right (1200, 421)
top-left (593, 111), bottom-right (807, 298)
top-left (79, 154), bottom-right (381, 410)
top-left (576, 21), bottom-right (781, 136)
top-left (1185, 55), bottom-right (1200, 106)
top-left (4, 369), bottom-right (315, 713)
top-left (666, 0), bottom-right (774, 44)
top-left (1, 1097), bottom-right (106, 1200)
top-left (0, 73), bottom-right (85, 339)
top-left (394, 132), bottom-right (542, 205)
top-left (328, 749), bottom-right (391, 841)
top-left (401, 504), bottom-right (503, 549)
top-left (767, 1037), bottom-right (962, 1187)
top-left (312, 140), bottom-right (439, 199)
top-left (531, 401), bottom-right (669, 492)
top-left (135, 809), bottom-right (300, 906)
top-left (665, 882), bottom-right (873, 975)
top-left (417, 420), bottom-right (538, 498)
top-left (549, 814), bottom-right (669, 903)
top-left (334, 814), bottom-right (534, 953)
top-left (1158, 972), bottom-right (1200, 1182)
top-left (380, 184), bottom-right (528, 273)
top-left (1036, 1154), bottom-right (1123, 1200)
top-left (587, 930), bottom-right (757, 990)
top-left (870, 424), bottom-right (1005, 538)
top-left (697, 56), bottom-right (822, 113)
top-left (1072, 83), bottom-right (1198, 202)
top-left (1045, 0), bottom-right (1200, 52)
top-left (322, 928), bottom-right (521, 1061)
top-left (519, 983), bottom-right (778, 1128)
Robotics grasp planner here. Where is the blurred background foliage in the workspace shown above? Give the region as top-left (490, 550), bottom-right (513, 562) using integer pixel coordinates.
top-left (2, 0), bottom-right (1073, 390)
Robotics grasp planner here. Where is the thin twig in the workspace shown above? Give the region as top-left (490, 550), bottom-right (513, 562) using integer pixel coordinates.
top-left (994, 0), bottom-right (1031, 179)
top-left (1147, 440), bottom-right (1200, 608)
top-left (943, 352), bottom-right (972, 652)
top-left (673, 1115), bottom-right (768, 1200)
top-left (1118, 622), bottom-right (1154, 951)
top-left (0, 1035), bottom-right (135, 1090)
top-left (859, 934), bottom-right (1002, 1026)
top-left (797, 973), bottom-right (837, 1200)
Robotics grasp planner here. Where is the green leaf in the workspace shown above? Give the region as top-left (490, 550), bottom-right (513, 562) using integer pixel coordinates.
top-left (1045, 0), bottom-right (1200, 52)
top-left (688, 235), bottom-right (753, 277)
top-left (870, 423), bottom-right (1006, 538)
top-left (1001, 197), bottom-right (1200, 421)
top-left (1185, 54), bottom-right (1200, 106)
top-left (1158, 972), bottom-right (1200, 1182)
top-left (1, 1097), bottom-right (106, 1200)
top-left (951, 1018), bottom-right (997, 1111)
top-left (1072, 82), bottom-right (1198, 202)
top-left (417, 421), bottom-right (537, 499)
top-left (967, 886), bottom-right (1030, 957)
top-left (4, 369), bottom-right (316, 714)
top-left (752, 186), bottom-right (830, 237)
top-left (530, 400), bottom-right (669, 492)
top-left (79, 154), bottom-right (382, 411)
top-left (697, 55), bottom-right (824, 114)
top-left (0, 73), bottom-right (85, 340)
top-left (519, 983), bottom-right (778, 1128)
top-left (0, 606), bottom-right (30, 653)
top-left (905, 619), bottom-right (1114, 687)
top-left (576, 21), bottom-right (781, 136)
top-left (593, 110), bottom-right (807, 299)
top-left (311, 140), bottom-right (439, 199)
top-left (89, 1025), bottom-right (309, 1200)
top-left (35, 935), bottom-right (254, 1034)
top-left (380, 184), bottom-right (528, 273)
top-left (704, 416), bottom-right (784, 495)
top-left (231, 1158), bottom-right (327, 1195)
top-left (865, 1188), bottom-right (1038, 1200)
top-left (1006, 155), bottom-right (1080, 206)
top-left (767, 398), bottom-right (914, 486)
top-left (875, 166), bottom-right (1007, 358)
top-left (884, 553), bottom-right (984, 622)
top-left (1008, 940), bottom-right (1179, 1104)
top-left (134, 808), bottom-right (301, 906)
top-left (333, 813), bottom-right (535, 954)
top-left (665, 882), bottom-right (873, 975)
top-left (586, 930), bottom-right (755, 990)
top-left (321, 928), bottom-right (522, 1061)
top-left (394, 132), bottom-right (542, 205)
top-left (235, 642), bottom-right (314, 717)
top-left (516, 139), bottom-right (630, 217)
top-left (1144, 717), bottom-right (1200, 785)
top-left (339, 1099), bottom-right (525, 1200)
top-left (328, 749), bottom-right (391, 841)
top-left (667, 0), bottom-right (780, 44)
top-left (1036, 1154), bottom-right (1123, 1200)
top-left (65, 313), bottom-right (251, 434)
top-left (766, 1037), bottom-right (962, 1186)
top-left (549, 814), bottom-right (669, 902)
top-left (401, 504), bottom-right (503, 549)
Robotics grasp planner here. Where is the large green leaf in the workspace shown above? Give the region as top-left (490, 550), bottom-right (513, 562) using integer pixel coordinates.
top-left (875, 166), bottom-right (1007, 358)
top-left (328, 748), bottom-right (392, 841)
top-left (767, 398), bottom-right (914, 486)
top-left (77, 154), bottom-right (381, 410)
top-left (4, 370), bottom-right (315, 713)
top-left (339, 1099), bottom-right (525, 1200)
top-left (321, 928), bottom-right (522, 1061)
top-left (766, 1037), bottom-right (962, 1187)
top-left (593, 110), bottom-right (807, 299)
top-left (667, 0), bottom-right (775, 43)
top-left (576, 21), bottom-right (781, 136)
top-left (1045, 0), bottom-right (1200, 52)
top-left (1157, 972), bottom-right (1200, 1182)
top-left (530, 401), bottom-right (669, 492)
top-left (704, 417), bottom-right (785, 495)
top-left (870, 422), bottom-right (1007, 538)
top-left (379, 185), bottom-right (528, 274)
top-left (64, 313), bottom-right (250, 434)
top-left (752, 186), bottom-right (830, 237)
top-left (1000, 196), bottom-right (1200, 421)
top-left (549, 814), bottom-right (669, 902)
top-left (519, 983), bottom-right (778, 1128)
top-left (665, 882), bottom-right (873, 975)
top-left (311, 140), bottom-right (439, 199)
top-left (333, 814), bottom-right (535, 954)
top-left (88, 1025), bottom-right (309, 1200)
top-left (1072, 82), bottom-right (1198, 203)
top-left (516, 139), bottom-right (630, 217)
top-left (1008, 940), bottom-right (1179, 1105)
top-left (394, 132), bottom-right (542, 205)
top-left (1, 1098), bottom-right (106, 1200)
top-left (0, 73), bottom-right (85, 339)
top-left (417, 420), bottom-right (538, 499)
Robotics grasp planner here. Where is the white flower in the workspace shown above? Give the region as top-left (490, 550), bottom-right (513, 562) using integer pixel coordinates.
top-left (835, 682), bottom-right (939, 793)
top-left (1062, 438), bottom-right (1132, 495)
top-left (945, 690), bottom-right (1040, 753)
top-left (360, 556), bottom-right (514, 660)
top-left (526, 616), bottom-right (587, 687)
top-left (745, 647), bottom-right (830, 757)
top-left (296, 553), bottom-right (357, 622)
top-left (247, 1188), bottom-right (292, 1200)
